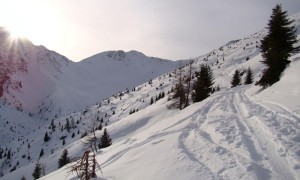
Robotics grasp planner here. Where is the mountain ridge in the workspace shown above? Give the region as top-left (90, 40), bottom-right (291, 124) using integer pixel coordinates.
top-left (0, 30), bottom-right (181, 118)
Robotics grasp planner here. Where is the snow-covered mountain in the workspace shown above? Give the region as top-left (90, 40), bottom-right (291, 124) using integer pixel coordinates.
top-left (1, 12), bottom-right (300, 180)
top-left (0, 29), bottom-right (180, 119)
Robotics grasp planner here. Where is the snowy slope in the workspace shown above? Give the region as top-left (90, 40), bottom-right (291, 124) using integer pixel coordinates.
top-left (56, 50), bottom-right (181, 114)
top-left (28, 59), bottom-right (300, 180)
top-left (1, 12), bottom-right (300, 180)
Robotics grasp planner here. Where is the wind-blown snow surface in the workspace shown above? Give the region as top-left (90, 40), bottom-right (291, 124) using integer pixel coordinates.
top-left (2, 13), bottom-right (300, 180)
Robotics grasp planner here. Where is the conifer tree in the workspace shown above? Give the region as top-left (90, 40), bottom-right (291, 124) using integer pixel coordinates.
top-left (99, 128), bottom-right (112, 149)
top-left (244, 67), bottom-right (254, 85)
top-left (32, 162), bottom-right (42, 180)
top-left (192, 64), bottom-right (214, 102)
top-left (58, 149), bottom-right (70, 168)
top-left (44, 132), bottom-right (50, 142)
top-left (65, 119), bottom-right (71, 132)
top-left (161, 92), bottom-right (165, 98)
top-left (150, 97), bottom-right (154, 105)
top-left (258, 4), bottom-right (300, 87)
top-left (231, 69), bottom-right (241, 87)
top-left (98, 123), bottom-right (102, 131)
top-left (173, 67), bottom-right (186, 110)
top-left (7, 149), bottom-right (11, 159)
top-left (39, 149), bottom-right (44, 157)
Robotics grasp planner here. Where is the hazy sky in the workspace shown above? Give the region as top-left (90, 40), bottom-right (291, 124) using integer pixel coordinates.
top-left (1, 0), bottom-right (300, 61)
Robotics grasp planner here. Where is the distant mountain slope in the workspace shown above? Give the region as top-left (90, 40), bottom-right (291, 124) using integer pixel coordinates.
top-left (62, 50), bottom-right (181, 113)
top-left (0, 27), bottom-right (71, 112)
top-left (0, 29), bottom-right (180, 118)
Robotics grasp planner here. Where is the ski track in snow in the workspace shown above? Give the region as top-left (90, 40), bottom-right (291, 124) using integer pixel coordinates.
top-left (183, 87), bottom-right (300, 179)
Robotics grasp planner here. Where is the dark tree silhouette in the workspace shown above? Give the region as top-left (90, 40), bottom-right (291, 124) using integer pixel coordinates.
top-left (39, 149), bottom-right (44, 158)
top-left (99, 128), bottom-right (112, 149)
top-left (98, 123), bottom-right (102, 131)
top-left (231, 69), bottom-right (241, 87)
top-left (244, 67), bottom-right (254, 85)
top-left (32, 161), bottom-right (42, 180)
top-left (44, 132), bottom-right (50, 142)
top-left (65, 119), bottom-right (71, 132)
top-left (258, 4), bottom-right (299, 87)
top-left (150, 97), bottom-right (154, 105)
top-left (192, 64), bottom-right (214, 102)
top-left (173, 67), bottom-right (186, 110)
top-left (58, 149), bottom-right (71, 168)
top-left (7, 150), bottom-right (11, 159)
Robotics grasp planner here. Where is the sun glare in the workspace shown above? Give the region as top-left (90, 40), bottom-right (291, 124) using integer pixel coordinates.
top-left (6, 24), bottom-right (28, 39)
top-left (0, 0), bottom-right (62, 44)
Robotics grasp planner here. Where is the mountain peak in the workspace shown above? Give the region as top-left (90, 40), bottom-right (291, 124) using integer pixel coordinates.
top-left (83, 50), bottom-right (146, 62)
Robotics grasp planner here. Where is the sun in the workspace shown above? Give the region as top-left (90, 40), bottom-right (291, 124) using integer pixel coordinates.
top-left (1, 0), bottom-right (45, 40)
top-left (0, 0), bottom-right (61, 43)
top-left (6, 24), bottom-right (28, 40)
top-left (0, 1), bottom-right (31, 39)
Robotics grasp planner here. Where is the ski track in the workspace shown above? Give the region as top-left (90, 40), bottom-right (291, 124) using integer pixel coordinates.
top-left (185, 87), bottom-right (300, 179)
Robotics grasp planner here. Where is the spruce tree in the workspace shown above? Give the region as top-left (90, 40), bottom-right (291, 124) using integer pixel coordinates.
top-left (32, 162), bottom-right (42, 180)
top-left (44, 132), bottom-right (50, 142)
top-left (99, 128), bottom-right (112, 149)
top-left (98, 123), bottom-right (102, 131)
top-left (39, 149), bottom-right (44, 157)
top-left (231, 69), bottom-right (241, 87)
top-left (244, 67), bottom-right (254, 85)
top-left (7, 150), bottom-right (11, 159)
top-left (65, 119), bottom-right (71, 132)
top-left (192, 65), bottom-right (214, 102)
top-left (150, 97), bottom-right (154, 105)
top-left (161, 92), bottom-right (165, 98)
top-left (258, 4), bottom-right (300, 87)
top-left (58, 149), bottom-right (70, 168)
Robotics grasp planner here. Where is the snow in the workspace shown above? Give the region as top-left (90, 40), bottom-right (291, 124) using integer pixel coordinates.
top-left (1, 11), bottom-right (300, 180)
top-left (253, 54), bottom-right (300, 116)
top-left (39, 81), bottom-right (300, 180)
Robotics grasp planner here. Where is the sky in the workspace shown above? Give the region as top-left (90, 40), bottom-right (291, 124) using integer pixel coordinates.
top-left (0, 0), bottom-right (300, 62)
